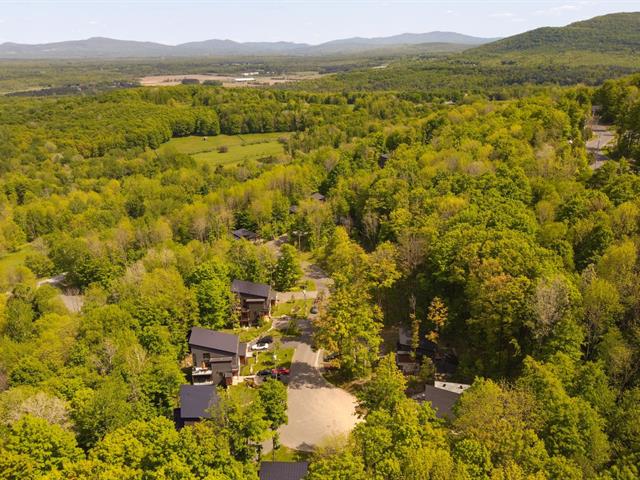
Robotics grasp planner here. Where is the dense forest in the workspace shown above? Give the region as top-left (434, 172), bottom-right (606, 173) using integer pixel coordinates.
top-left (0, 7), bottom-right (639, 479)
top-left (0, 65), bottom-right (639, 479)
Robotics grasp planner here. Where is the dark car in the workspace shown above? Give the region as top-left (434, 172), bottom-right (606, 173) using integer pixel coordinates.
top-left (258, 336), bottom-right (273, 344)
top-left (310, 306), bottom-right (319, 314)
top-left (257, 369), bottom-right (272, 377)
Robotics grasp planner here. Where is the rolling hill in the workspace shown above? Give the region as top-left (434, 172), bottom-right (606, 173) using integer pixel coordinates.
top-left (0, 32), bottom-right (496, 59)
top-left (471, 12), bottom-right (640, 57)
top-left (295, 12), bottom-right (640, 96)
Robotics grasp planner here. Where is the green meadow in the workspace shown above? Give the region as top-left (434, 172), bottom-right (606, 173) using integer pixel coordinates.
top-left (157, 132), bottom-right (288, 166)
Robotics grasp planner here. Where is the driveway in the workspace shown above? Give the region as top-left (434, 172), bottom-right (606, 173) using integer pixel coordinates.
top-left (587, 119), bottom-right (615, 170)
top-left (277, 316), bottom-right (360, 451)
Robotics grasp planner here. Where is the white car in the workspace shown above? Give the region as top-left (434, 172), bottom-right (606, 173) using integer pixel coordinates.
top-left (251, 342), bottom-right (269, 351)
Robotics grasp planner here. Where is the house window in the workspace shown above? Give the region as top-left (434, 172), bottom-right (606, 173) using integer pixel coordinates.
top-left (203, 353), bottom-right (210, 362)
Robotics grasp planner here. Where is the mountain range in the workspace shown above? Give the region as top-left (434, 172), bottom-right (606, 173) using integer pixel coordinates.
top-left (0, 32), bottom-right (498, 59)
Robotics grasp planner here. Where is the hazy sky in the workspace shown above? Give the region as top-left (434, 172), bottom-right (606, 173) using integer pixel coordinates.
top-left (0, 0), bottom-right (637, 45)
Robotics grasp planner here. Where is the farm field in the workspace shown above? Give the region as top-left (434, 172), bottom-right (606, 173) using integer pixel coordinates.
top-left (157, 133), bottom-right (288, 165)
top-left (139, 72), bottom-right (323, 88)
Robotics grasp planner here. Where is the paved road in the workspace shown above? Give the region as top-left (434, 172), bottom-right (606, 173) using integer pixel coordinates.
top-left (277, 316), bottom-right (360, 451)
top-left (587, 120), bottom-right (615, 170)
top-left (262, 244), bottom-right (356, 451)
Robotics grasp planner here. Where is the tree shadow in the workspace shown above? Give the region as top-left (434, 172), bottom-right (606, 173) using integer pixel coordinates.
top-left (287, 359), bottom-right (330, 390)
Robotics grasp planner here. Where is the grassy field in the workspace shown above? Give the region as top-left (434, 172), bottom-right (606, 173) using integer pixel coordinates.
top-left (158, 132), bottom-right (287, 166)
top-left (273, 298), bottom-right (314, 318)
top-left (0, 245), bottom-right (35, 289)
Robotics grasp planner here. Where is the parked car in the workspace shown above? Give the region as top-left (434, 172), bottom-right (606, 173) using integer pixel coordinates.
top-left (273, 367), bottom-right (290, 375)
top-left (251, 342), bottom-right (269, 351)
top-left (257, 369), bottom-right (272, 377)
top-left (258, 336), bottom-right (273, 344)
top-left (310, 306), bottom-right (319, 314)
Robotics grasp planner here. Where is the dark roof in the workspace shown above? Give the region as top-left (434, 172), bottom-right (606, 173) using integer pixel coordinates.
top-left (397, 325), bottom-right (437, 356)
top-left (231, 279), bottom-right (272, 299)
top-left (259, 462), bottom-right (309, 480)
top-left (413, 385), bottom-right (460, 419)
top-left (179, 384), bottom-right (218, 419)
top-left (188, 327), bottom-right (239, 354)
top-left (310, 192), bottom-right (325, 201)
top-left (232, 228), bottom-right (258, 240)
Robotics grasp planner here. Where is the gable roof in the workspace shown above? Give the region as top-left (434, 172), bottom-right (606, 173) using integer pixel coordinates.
top-left (232, 228), bottom-right (258, 240)
top-left (413, 385), bottom-right (461, 419)
top-left (259, 462), bottom-right (309, 480)
top-left (179, 384), bottom-right (218, 419)
top-left (231, 279), bottom-right (272, 299)
top-left (188, 327), bottom-right (239, 354)
top-left (310, 192), bottom-right (325, 201)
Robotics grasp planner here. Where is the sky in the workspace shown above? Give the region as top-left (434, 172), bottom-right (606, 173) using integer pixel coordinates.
top-left (0, 0), bottom-right (638, 45)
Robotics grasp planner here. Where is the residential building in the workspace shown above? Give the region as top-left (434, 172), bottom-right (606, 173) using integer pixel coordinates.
top-left (310, 192), bottom-right (326, 202)
top-left (259, 462), bottom-right (309, 480)
top-left (396, 324), bottom-right (458, 376)
top-left (232, 228), bottom-right (258, 241)
top-left (231, 279), bottom-right (275, 326)
top-left (412, 381), bottom-right (471, 419)
top-left (188, 327), bottom-right (240, 386)
top-left (175, 384), bottom-right (218, 429)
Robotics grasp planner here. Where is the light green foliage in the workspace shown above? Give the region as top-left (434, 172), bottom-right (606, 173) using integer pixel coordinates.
top-left (188, 261), bottom-right (235, 329)
top-left (315, 275), bottom-right (382, 378)
top-left (273, 244), bottom-right (302, 291)
top-left (359, 354), bottom-right (407, 413)
top-left (0, 69), bottom-right (638, 477)
top-left (1, 415), bottom-right (84, 475)
top-left (258, 379), bottom-right (288, 431)
top-left (212, 386), bottom-right (271, 462)
top-left (454, 379), bottom-right (549, 475)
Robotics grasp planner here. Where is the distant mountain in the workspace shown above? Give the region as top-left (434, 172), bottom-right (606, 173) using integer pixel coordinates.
top-left (0, 37), bottom-right (172, 59)
top-left (472, 12), bottom-right (640, 56)
top-left (0, 32), bottom-right (497, 59)
top-left (306, 32), bottom-right (498, 55)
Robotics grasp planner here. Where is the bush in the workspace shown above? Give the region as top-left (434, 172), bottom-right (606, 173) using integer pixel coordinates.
top-left (218, 145), bottom-right (229, 153)
top-left (24, 252), bottom-right (55, 277)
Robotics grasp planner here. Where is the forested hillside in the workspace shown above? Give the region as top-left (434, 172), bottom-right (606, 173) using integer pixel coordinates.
top-left (0, 79), bottom-right (639, 479)
top-left (473, 12), bottom-right (640, 56)
top-left (295, 13), bottom-right (640, 97)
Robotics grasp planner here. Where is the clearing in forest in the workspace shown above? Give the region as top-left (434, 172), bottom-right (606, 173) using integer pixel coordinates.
top-left (156, 132), bottom-right (288, 166)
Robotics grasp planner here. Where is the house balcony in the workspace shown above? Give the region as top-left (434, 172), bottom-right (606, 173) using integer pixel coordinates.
top-left (192, 366), bottom-right (213, 376)
top-left (192, 378), bottom-right (215, 386)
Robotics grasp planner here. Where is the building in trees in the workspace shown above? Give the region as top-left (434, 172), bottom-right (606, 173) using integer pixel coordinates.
top-left (396, 325), bottom-right (459, 378)
top-left (309, 192), bottom-right (326, 202)
top-left (259, 461), bottom-right (309, 480)
top-left (231, 279), bottom-right (276, 326)
top-left (412, 381), bottom-right (471, 419)
top-left (175, 384), bottom-right (218, 429)
top-left (232, 228), bottom-right (259, 242)
top-left (188, 327), bottom-right (241, 386)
